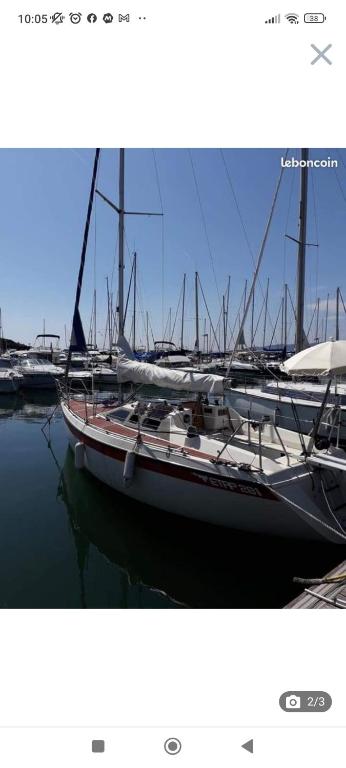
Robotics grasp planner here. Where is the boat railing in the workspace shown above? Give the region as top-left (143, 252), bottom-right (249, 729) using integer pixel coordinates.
top-left (56, 378), bottom-right (93, 423)
top-left (218, 415), bottom-right (291, 468)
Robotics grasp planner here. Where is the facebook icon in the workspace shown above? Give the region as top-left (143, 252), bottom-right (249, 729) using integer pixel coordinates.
top-left (87, 13), bottom-right (97, 23)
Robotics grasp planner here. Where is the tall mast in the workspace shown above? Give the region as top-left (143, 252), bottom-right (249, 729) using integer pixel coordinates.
top-left (133, 251), bottom-right (137, 351)
top-left (195, 271), bottom-right (199, 353)
top-left (65, 148), bottom-right (100, 381)
top-left (118, 148), bottom-right (125, 337)
top-left (180, 273), bottom-right (186, 350)
top-left (263, 277), bottom-right (269, 348)
top-left (336, 286), bottom-right (340, 340)
top-left (295, 148), bottom-right (309, 352)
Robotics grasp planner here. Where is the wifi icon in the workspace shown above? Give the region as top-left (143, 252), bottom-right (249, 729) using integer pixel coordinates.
top-left (285, 12), bottom-right (299, 23)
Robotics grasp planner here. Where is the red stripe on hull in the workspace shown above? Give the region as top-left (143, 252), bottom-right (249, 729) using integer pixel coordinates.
top-left (64, 412), bottom-right (281, 503)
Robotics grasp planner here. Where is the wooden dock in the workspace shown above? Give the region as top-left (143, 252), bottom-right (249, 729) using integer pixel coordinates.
top-left (285, 560), bottom-right (346, 609)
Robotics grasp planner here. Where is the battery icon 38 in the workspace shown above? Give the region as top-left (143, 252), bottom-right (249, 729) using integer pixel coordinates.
top-left (304, 13), bottom-right (327, 23)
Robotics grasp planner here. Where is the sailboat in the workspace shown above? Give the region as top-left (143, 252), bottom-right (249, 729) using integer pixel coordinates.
top-left (61, 149), bottom-right (346, 543)
top-left (225, 149), bottom-right (346, 442)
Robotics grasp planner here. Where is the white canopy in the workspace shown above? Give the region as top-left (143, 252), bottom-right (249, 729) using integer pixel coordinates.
top-left (282, 341), bottom-right (346, 376)
top-left (117, 353), bottom-right (226, 394)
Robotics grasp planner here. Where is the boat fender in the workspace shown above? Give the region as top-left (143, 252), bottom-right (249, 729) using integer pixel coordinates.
top-left (123, 450), bottom-right (137, 487)
top-left (74, 441), bottom-right (85, 470)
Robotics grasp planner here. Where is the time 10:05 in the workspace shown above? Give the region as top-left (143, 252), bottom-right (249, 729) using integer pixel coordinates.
top-left (18, 15), bottom-right (48, 23)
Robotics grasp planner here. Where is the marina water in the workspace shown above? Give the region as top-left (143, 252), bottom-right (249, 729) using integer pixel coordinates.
top-left (0, 391), bottom-right (340, 609)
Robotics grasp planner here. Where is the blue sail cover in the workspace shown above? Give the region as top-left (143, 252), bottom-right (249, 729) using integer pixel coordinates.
top-left (69, 308), bottom-right (87, 352)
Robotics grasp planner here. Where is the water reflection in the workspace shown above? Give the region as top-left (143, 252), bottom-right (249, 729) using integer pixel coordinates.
top-left (0, 390), bottom-right (342, 609)
top-left (57, 445), bottom-right (340, 609)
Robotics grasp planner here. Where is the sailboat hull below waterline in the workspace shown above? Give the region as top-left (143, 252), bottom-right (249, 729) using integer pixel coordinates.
top-left (61, 400), bottom-right (343, 543)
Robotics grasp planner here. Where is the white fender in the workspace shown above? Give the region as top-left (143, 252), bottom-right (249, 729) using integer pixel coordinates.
top-left (74, 441), bottom-right (85, 470)
top-left (123, 450), bottom-right (137, 487)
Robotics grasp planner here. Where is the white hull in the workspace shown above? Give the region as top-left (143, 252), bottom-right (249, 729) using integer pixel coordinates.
top-left (61, 401), bottom-right (343, 543)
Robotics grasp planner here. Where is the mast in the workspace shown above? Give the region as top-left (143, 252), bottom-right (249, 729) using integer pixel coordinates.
top-left (315, 296), bottom-right (320, 342)
top-left (118, 148), bottom-right (125, 338)
top-left (284, 282), bottom-right (288, 349)
top-left (223, 295), bottom-right (227, 357)
top-left (224, 275), bottom-right (231, 356)
top-left (295, 148), bottom-right (309, 353)
top-left (243, 279), bottom-right (248, 316)
top-left (133, 251), bottom-right (137, 351)
top-left (106, 277), bottom-right (112, 354)
top-left (250, 279), bottom-right (255, 348)
top-left (336, 286), bottom-right (340, 340)
top-left (324, 292), bottom-right (329, 341)
top-left (146, 311), bottom-right (149, 352)
top-left (65, 148), bottom-right (100, 381)
top-left (263, 277), bottom-right (269, 348)
top-left (180, 273), bottom-right (186, 350)
top-left (195, 271), bottom-right (199, 353)
top-left (93, 288), bottom-right (97, 348)
top-left (280, 296), bottom-right (284, 346)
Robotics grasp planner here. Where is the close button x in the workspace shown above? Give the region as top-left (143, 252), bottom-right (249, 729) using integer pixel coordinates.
top-left (311, 44), bottom-right (332, 65)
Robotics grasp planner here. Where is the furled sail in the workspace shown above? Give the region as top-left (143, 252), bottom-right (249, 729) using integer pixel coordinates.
top-left (116, 339), bottom-right (225, 394)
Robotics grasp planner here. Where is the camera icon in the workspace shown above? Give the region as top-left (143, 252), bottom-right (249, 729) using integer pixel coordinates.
top-left (285, 694), bottom-right (301, 710)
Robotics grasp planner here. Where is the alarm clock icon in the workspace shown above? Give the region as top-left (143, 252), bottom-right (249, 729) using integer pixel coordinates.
top-left (70, 12), bottom-right (82, 24)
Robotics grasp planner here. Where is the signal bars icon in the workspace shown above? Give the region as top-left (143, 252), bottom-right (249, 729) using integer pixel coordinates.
top-left (265, 13), bottom-right (280, 23)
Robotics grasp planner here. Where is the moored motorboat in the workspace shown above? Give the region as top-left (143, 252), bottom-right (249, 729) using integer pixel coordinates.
top-left (0, 358), bottom-right (23, 392)
top-left (13, 358), bottom-right (64, 389)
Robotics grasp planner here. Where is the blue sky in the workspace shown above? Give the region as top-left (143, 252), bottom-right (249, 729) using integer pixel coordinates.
top-left (1, 148), bottom-right (346, 349)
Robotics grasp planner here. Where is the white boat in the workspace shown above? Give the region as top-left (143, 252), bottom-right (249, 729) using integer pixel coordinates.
top-left (13, 358), bottom-right (64, 389)
top-left (62, 373), bottom-right (346, 543)
top-left (225, 380), bottom-right (346, 442)
top-left (156, 354), bottom-right (193, 368)
top-left (27, 333), bottom-right (61, 363)
top-left (61, 149), bottom-right (346, 544)
top-left (89, 365), bottom-right (118, 385)
top-left (0, 358), bottom-right (23, 393)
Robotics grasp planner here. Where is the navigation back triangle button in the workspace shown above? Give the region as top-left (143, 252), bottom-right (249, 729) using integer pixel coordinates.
top-left (241, 739), bottom-right (254, 754)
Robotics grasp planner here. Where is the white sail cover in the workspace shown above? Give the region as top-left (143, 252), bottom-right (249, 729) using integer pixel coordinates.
top-left (116, 338), bottom-right (225, 394)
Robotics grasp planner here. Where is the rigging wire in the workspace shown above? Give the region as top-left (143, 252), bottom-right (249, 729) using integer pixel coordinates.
top-left (219, 149), bottom-right (277, 338)
top-left (152, 150), bottom-right (165, 338)
top-left (283, 157), bottom-right (296, 290)
top-left (188, 150), bottom-right (222, 309)
top-left (169, 280), bottom-right (184, 344)
top-left (310, 168), bottom-right (320, 306)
